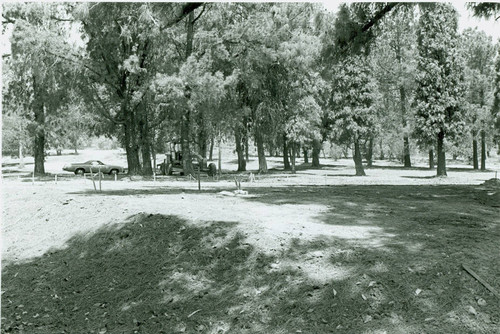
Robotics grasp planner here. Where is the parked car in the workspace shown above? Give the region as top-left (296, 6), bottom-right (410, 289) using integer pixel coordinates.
top-left (63, 160), bottom-right (125, 175)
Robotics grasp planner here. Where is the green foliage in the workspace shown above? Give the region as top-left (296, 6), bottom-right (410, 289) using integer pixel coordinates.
top-left (491, 45), bottom-right (500, 145)
top-left (3, 3), bottom-right (78, 171)
top-left (466, 3), bottom-right (500, 20)
top-left (328, 55), bottom-right (380, 143)
top-left (413, 3), bottom-right (466, 146)
top-left (370, 6), bottom-right (418, 160)
top-left (324, 3), bottom-right (402, 60)
top-left (460, 28), bottom-right (497, 153)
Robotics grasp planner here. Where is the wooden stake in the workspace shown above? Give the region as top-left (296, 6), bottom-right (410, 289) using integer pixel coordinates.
top-left (32, 171), bottom-right (34, 185)
top-left (114, 173), bottom-right (117, 182)
top-left (153, 170), bottom-right (156, 182)
top-left (463, 264), bottom-right (500, 298)
top-left (90, 167), bottom-right (97, 192)
top-left (55, 174), bottom-right (57, 184)
top-left (98, 167), bottom-right (102, 192)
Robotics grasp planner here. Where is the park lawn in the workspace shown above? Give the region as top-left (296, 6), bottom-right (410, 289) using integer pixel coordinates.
top-left (1, 179), bottom-right (499, 333)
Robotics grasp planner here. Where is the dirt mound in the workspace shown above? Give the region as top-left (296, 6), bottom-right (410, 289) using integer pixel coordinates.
top-left (481, 178), bottom-right (500, 188)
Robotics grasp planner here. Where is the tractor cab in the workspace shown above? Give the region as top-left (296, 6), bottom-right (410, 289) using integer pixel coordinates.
top-left (159, 142), bottom-right (216, 176)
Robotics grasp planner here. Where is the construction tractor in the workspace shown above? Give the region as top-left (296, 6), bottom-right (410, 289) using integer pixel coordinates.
top-left (159, 143), bottom-right (217, 177)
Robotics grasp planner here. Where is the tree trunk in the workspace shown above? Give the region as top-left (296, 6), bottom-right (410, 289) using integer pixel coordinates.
top-left (353, 137), bottom-right (366, 176)
top-left (124, 116), bottom-right (141, 175)
top-left (342, 145), bottom-right (349, 159)
top-left (283, 135), bottom-right (291, 170)
top-left (303, 148), bottom-right (308, 164)
top-left (141, 145), bottom-right (152, 175)
top-left (139, 108), bottom-right (153, 176)
top-left (403, 136), bottom-right (411, 167)
top-left (33, 77), bottom-right (45, 175)
top-left (437, 130), bottom-right (446, 176)
top-left (255, 128), bottom-right (267, 173)
top-left (244, 131), bottom-right (249, 162)
top-left (366, 136), bottom-right (373, 167)
top-left (399, 83), bottom-right (411, 168)
top-left (152, 145), bottom-right (157, 170)
top-left (19, 142), bottom-right (24, 169)
top-left (472, 137), bottom-right (478, 169)
top-left (198, 121), bottom-right (207, 159)
top-left (481, 129), bottom-right (486, 171)
top-left (235, 128), bottom-right (246, 172)
top-left (180, 108), bottom-right (194, 176)
top-left (291, 142), bottom-right (296, 174)
top-left (429, 149), bottom-right (434, 169)
top-left (180, 11), bottom-right (195, 176)
top-left (209, 137), bottom-right (214, 161)
top-left (379, 140), bottom-right (385, 160)
top-left (312, 138), bottom-right (321, 167)
top-left (218, 136), bottom-right (222, 176)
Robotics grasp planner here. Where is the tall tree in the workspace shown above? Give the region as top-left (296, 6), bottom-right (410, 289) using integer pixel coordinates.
top-left (461, 28), bottom-right (496, 170)
top-left (414, 3), bottom-right (466, 176)
top-left (328, 55), bottom-right (380, 176)
top-left (3, 3), bottom-right (75, 175)
top-left (372, 6), bottom-right (418, 167)
top-left (491, 44), bottom-right (500, 154)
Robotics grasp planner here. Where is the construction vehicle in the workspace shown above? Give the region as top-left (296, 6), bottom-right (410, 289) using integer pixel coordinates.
top-left (159, 143), bottom-right (217, 177)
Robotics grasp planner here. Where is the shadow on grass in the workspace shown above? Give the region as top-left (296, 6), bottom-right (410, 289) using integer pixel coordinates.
top-left (68, 187), bottom-right (221, 196)
top-left (367, 164), bottom-right (493, 173)
top-left (3, 185), bottom-right (500, 334)
top-left (400, 175), bottom-right (438, 179)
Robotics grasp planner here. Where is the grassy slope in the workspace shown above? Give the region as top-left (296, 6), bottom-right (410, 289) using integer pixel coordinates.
top-left (2, 184), bottom-right (499, 334)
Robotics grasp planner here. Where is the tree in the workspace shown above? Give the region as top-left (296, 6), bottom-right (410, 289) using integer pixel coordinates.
top-left (328, 55), bottom-right (380, 176)
top-left (414, 3), bottom-right (466, 176)
top-left (491, 44), bottom-right (500, 154)
top-left (460, 28), bottom-right (497, 170)
top-left (372, 6), bottom-right (418, 167)
top-left (285, 96), bottom-right (323, 173)
top-left (3, 3), bottom-right (76, 175)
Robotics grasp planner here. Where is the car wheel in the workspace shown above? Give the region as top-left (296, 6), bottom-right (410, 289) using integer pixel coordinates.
top-left (75, 169), bottom-right (85, 176)
top-left (109, 169), bottom-right (118, 175)
top-left (207, 163), bottom-right (217, 177)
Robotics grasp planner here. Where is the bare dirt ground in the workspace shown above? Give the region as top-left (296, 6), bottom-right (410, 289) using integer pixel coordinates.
top-left (2, 150), bottom-right (500, 333)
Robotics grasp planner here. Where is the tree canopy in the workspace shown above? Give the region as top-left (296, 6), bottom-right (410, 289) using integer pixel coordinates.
top-left (3, 2), bottom-right (499, 176)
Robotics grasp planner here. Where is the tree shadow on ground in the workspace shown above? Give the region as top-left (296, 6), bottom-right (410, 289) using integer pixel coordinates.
top-left (68, 187), bottom-right (221, 196)
top-left (3, 184), bottom-right (500, 334)
top-left (367, 164), bottom-right (493, 173)
top-left (242, 184), bottom-right (500, 331)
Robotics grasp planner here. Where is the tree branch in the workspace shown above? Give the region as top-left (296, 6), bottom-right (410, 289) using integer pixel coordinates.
top-left (361, 3), bottom-right (400, 33)
top-left (2, 17), bottom-right (16, 24)
top-left (89, 84), bottom-right (125, 125)
top-left (192, 4), bottom-right (208, 25)
top-left (159, 2), bottom-right (204, 32)
top-left (43, 48), bottom-right (122, 92)
top-left (50, 16), bottom-right (75, 22)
